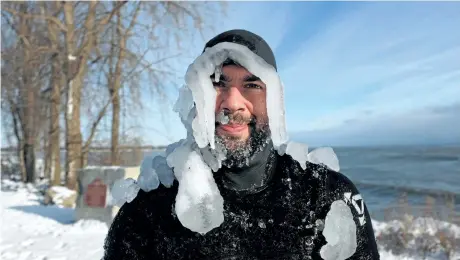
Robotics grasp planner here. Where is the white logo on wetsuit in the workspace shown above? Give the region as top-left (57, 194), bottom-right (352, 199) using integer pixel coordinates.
top-left (343, 192), bottom-right (366, 226)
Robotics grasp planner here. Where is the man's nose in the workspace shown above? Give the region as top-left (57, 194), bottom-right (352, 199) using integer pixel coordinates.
top-left (220, 86), bottom-right (246, 113)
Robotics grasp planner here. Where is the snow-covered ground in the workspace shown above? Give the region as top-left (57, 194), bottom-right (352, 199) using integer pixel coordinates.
top-left (1, 180), bottom-right (459, 260)
top-left (1, 181), bottom-right (107, 260)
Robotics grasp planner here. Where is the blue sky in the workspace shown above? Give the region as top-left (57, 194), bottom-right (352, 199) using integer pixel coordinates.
top-left (137, 2), bottom-right (460, 147)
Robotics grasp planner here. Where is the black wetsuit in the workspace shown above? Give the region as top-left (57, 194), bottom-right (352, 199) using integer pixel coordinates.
top-left (103, 143), bottom-right (380, 260)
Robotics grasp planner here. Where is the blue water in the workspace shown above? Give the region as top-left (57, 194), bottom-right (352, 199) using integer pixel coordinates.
top-left (334, 146), bottom-right (460, 220)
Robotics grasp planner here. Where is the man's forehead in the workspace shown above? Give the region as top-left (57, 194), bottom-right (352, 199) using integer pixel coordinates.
top-left (210, 66), bottom-right (262, 82)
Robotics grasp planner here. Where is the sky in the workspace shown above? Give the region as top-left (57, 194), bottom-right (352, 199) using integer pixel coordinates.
top-left (137, 1), bottom-right (460, 147)
top-left (138, 1), bottom-right (460, 147)
top-left (5, 2), bottom-right (454, 149)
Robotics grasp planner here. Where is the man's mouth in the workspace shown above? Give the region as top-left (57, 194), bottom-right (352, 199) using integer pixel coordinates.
top-left (217, 123), bottom-right (248, 135)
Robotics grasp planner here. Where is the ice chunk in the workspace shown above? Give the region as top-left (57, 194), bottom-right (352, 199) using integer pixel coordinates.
top-left (320, 200), bottom-right (357, 260)
top-left (183, 42), bottom-right (287, 152)
top-left (214, 62), bottom-right (222, 83)
top-left (111, 178), bottom-right (140, 207)
top-left (277, 143), bottom-right (287, 156)
top-left (166, 142), bottom-right (193, 181)
top-left (184, 49), bottom-right (220, 150)
top-left (174, 89), bottom-right (198, 143)
top-left (173, 86), bottom-right (195, 124)
top-left (166, 139), bottom-right (186, 156)
top-left (199, 139), bottom-right (227, 172)
top-left (216, 110), bottom-right (229, 125)
top-left (166, 142), bottom-right (224, 234)
top-left (308, 147), bottom-right (340, 172)
top-left (284, 141), bottom-right (309, 170)
top-left (152, 155), bottom-right (175, 188)
top-left (137, 154), bottom-right (160, 192)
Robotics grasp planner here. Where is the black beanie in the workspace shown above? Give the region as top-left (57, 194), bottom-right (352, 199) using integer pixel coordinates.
top-left (203, 29), bottom-right (277, 71)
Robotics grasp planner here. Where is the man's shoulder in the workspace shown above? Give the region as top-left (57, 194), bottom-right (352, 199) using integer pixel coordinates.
top-left (321, 165), bottom-right (359, 193)
top-left (279, 153), bottom-right (361, 197)
top-left (278, 153), bottom-right (354, 182)
top-left (115, 180), bottom-right (179, 221)
top-left (307, 162), bottom-right (361, 199)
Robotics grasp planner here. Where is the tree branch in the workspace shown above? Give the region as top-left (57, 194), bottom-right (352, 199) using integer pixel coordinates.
top-left (2, 6), bottom-right (68, 32)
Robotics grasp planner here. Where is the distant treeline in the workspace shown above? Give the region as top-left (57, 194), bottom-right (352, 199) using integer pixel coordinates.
top-left (0, 145), bottom-right (167, 153)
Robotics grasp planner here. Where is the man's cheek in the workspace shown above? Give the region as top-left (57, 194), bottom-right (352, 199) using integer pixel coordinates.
top-left (255, 118), bottom-right (269, 129)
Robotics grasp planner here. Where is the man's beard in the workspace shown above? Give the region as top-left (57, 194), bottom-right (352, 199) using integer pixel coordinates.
top-left (215, 113), bottom-right (270, 168)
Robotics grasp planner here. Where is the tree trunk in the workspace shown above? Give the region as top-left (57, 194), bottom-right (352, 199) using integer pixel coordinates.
top-left (44, 129), bottom-right (51, 180)
top-left (65, 78), bottom-right (83, 190)
top-left (20, 2), bottom-right (35, 183)
top-left (110, 9), bottom-right (124, 166)
top-left (111, 94), bottom-right (120, 165)
top-left (64, 1), bottom-right (97, 190)
top-left (47, 2), bottom-right (62, 186)
top-left (23, 143), bottom-right (35, 183)
top-left (50, 58), bottom-right (62, 186)
top-left (11, 105), bottom-right (27, 182)
top-left (110, 4), bottom-right (135, 166)
top-left (18, 143), bottom-right (27, 182)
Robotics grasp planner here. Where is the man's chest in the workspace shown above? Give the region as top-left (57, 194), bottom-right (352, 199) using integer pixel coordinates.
top-left (157, 186), bottom-right (326, 259)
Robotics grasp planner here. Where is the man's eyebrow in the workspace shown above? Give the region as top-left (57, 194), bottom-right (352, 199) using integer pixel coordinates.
top-left (244, 74), bottom-right (262, 82)
top-left (210, 73), bottom-right (230, 82)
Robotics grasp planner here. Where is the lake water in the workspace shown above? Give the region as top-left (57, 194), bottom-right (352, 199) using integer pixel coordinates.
top-left (334, 145), bottom-right (460, 221)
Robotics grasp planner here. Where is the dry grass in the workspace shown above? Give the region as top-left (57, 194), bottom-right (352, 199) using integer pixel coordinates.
top-left (375, 192), bottom-right (459, 259)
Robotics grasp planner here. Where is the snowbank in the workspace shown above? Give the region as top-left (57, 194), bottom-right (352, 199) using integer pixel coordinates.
top-left (1, 181), bottom-right (108, 260)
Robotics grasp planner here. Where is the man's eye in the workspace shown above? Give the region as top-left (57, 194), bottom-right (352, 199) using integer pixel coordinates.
top-left (212, 81), bottom-right (226, 88)
top-left (245, 83), bottom-right (262, 89)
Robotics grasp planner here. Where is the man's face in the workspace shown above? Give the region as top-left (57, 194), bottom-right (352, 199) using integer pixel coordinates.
top-left (213, 63), bottom-right (270, 166)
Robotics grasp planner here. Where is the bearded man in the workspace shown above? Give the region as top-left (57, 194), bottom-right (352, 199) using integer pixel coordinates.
top-left (103, 29), bottom-right (380, 260)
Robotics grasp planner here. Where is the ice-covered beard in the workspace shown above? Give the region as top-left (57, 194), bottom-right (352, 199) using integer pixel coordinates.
top-left (215, 112), bottom-right (270, 169)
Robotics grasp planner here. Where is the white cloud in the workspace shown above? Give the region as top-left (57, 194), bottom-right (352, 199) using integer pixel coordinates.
top-left (292, 102), bottom-right (460, 147)
top-left (279, 2), bottom-right (460, 134)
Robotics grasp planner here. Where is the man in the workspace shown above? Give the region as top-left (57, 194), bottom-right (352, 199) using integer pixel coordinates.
top-left (103, 29), bottom-right (380, 260)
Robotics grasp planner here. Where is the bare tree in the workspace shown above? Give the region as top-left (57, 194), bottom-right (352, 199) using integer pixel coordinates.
top-left (62, 1), bottom-right (127, 190)
top-left (2, 1), bottom-right (225, 189)
top-left (1, 2), bottom-right (51, 183)
top-left (44, 1), bottom-right (63, 186)
top-left (101, 1), bottom-right (224, 165)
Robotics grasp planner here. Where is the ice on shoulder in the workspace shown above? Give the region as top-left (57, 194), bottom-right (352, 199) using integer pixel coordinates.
top-left (166, 142), bottom-right (224, 234)
top-left (137, 154), bottom-right (160, 192)
top-left (137, 153), bottom-right (176, 191)
top-left (111, 178), bottom-right (140, 207)
top-left (281, 141), bottom-right (340, 172)
top-left (320, 200), bottom-right (357, 260)
top-left (307, 147), bottom-right (340, 172)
